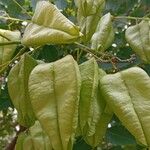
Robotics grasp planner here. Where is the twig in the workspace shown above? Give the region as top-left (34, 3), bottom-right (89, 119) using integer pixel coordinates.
top-left (0, 33), bottom-right (11, 41)
top-left (5, 125), bottom-right (27, 150)
top-left (0, 16), bottom-right (31, 22)
top-left (0, 41), bottom-right (21, 46)
top-left (113, 16), bottom-right (150, 21)
top-left (12, 0), bottom-right (32, 18)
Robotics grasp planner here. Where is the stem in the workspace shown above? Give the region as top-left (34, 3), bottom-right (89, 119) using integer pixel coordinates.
top-left (0, 16), bottom-right (31, 22)
top-left (113, 16), bottom-right (150, 21)
top-left (0, 33), bottom-right (11, 41)
top-left (0, 41), bottom-right (21, 46)
top-left (12, 0), bottom-right (32, 18)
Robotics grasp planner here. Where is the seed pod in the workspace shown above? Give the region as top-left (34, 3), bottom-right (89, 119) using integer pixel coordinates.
top-left (0, 29), bottom-right (20, 66)
top-left (28, 55), bottom-right (81, 150)
top-left (79, 58), bottom-right (113, 147)
top-left (100, 67), bottom-right (150, 146)
top-left (22, 1), bottom-right (82, 47)
top-left (8, 54), bottom-right (38, 127)
top-left (15, 121), bottom-right (52, 150)
top-left (125, 21), bottom-right (150, 63)
top-left (91, 13), bottom-right (114, 51)
top-left (75, 0), bottom-right (105, 42)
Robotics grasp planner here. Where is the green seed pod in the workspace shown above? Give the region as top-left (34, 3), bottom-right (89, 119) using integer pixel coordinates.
top-left (78, 58), bottom-right (113, 147)
top-left (8, 54), bottom-right (38, 127)
top-left (28, 55), bottom-right (81, 150)
top-left (100, 67), bottom-right (150, 146)
top-left (22, 1), bottom-right (82, 47)
top-left (15, 121), bottom-right (52, 150)
top-left (0, 29), bottom-right (20, 66)
top-left (125, 21), bottom-right (150, 63)
top-left (91, 13), bottom-right (114, 51)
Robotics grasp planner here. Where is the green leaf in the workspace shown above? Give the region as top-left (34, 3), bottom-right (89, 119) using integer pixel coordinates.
top-left (0, 29), bottom-right (21, 65)
top-left (78, 58), bottom-right (112, 147)
top-left (75, 0), bottom-right (105, 43)
top-left (28, 55), bottom-right (81, 150)
top-left (125, 21), bottom-right (150, 64)
top-left (91, 13), bottom-right (115, 51)
top-left (15, 121), bottom-right (52, 150)
top-left (100, 67), bottom-right (150, 147)
top-left (8, 54), bottom-right (38, 127)
top-left (22, 1), bottom-right (82, 47)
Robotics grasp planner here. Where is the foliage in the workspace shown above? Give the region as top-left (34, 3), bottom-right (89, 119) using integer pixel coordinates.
top-left (0, 0), bottom-right (150, 150)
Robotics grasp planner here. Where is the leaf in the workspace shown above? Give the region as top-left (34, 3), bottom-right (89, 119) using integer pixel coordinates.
top-left (8, 54), bottom-right (38, 127)
top-left (106, 125), bottom-right (136, 145)
top-left (15, 121), bottom-right (52, 150)
top-left (28, 55), bottom-right (81, 150)
top-left (91, 13), bottom-right (114, 51)
top-left (21, 1), bottom-right (82, 47)
top-left (1, 0), bottom-right (25, 17)
top-left (100, 67), bottom-right (150, 146)
top-left (75, 0), bottom-right (105, 43)
top-left (0, 29), bottom-right (21, 66)
top-left (125, 21), bottom-right (150, 64)
top-left (78, 58), bottom-right (113, 147)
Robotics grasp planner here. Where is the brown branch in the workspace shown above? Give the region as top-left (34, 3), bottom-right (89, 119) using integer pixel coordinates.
top-left (5, 126), bottom-right (27, 150)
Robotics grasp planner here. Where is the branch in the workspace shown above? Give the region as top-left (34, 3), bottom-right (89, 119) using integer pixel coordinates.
top-left (12, 0), bottom-right (32, 18)
top-left (0, 41), bottom-right (21, 46)
top-left (0, 16), bottom-right (31, 22)
top-left (113, 16), bottom-right (150, 21)
top-left (5, 126), bottom-right (27, 150)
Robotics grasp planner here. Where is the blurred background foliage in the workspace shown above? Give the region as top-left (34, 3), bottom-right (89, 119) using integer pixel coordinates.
top-left (0, 0), bottom-right (149, 149)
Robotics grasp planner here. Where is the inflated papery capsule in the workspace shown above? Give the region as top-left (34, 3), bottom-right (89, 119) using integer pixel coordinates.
top-left (28, 55), bottom-right (81, 150)
top-left (79, 58), bottom-right (113, 147)
top-left (21, 1), bottom-right (82, 47)
top-left (75, 0), bottom-right (105, 42)
top-left (0, 29), bottom-right (20, 66)
top-left (100, 67), bottom-right (150, 147)
top-left (15, 121), bottom-right (52, 150)
top-left (125, 21), bottom-right (150, 63)
top-left (8, 54), bottom-right (38, 127)
top-left (91, 13), bottom-right (114, 51)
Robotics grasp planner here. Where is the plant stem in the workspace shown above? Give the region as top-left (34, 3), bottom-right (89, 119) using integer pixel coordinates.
top-left (0, 16), bottom-right (31, 22)
top-left (0, 33), bottom-right (11, 41)
top-left (12, 0), bottom-right (32, 18)
top-left (113, 16), bottom-right (150, 21)
top-left (0, 41), bottom-right (21, 46)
